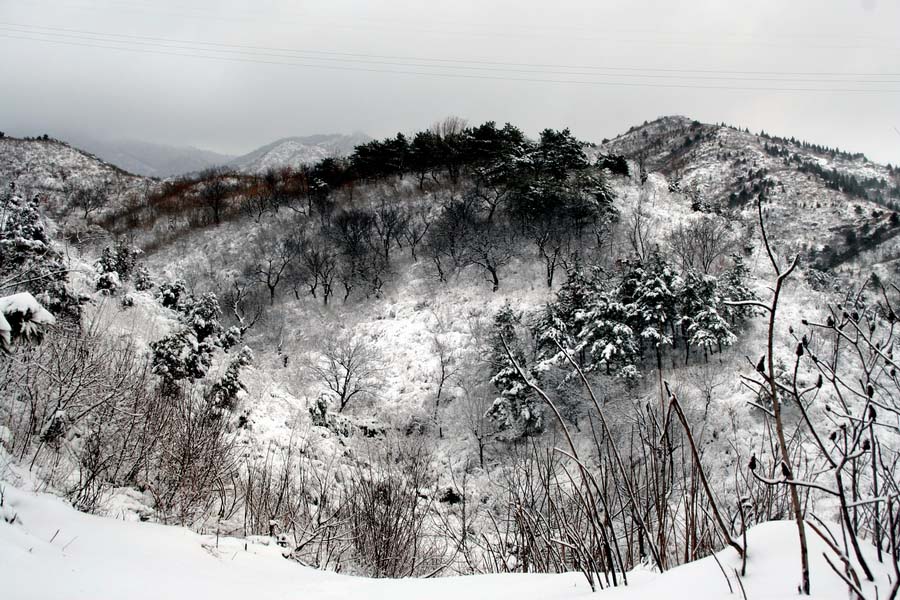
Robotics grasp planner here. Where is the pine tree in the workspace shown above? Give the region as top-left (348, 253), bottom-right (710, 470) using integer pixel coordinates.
top-left (0, 193), bottom-right (79, 319)
top-left (719, 255), bottom-right (760, 324)
top-left (533, 266), bottom-right (593, 367)
top-left (679, 270), bottom-right (735, 362)
top-left (150, 328), bottom-right (213, 384)
top-left (209, 346), bottom-right (253, 412)
top-left (619, 254), bottom-right (682, 358)
top-left (486, 303), bottom-right (543, 438)
top-left (184, 292), bottom-right (223, 344)
top-left (157, 279), bottom-right (189, 311)
top-left (577, 290), bottom-right (640, 378)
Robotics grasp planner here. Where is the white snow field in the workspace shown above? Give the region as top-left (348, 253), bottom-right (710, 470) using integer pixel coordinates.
top-left (1, 479), bottom-right (895, 600)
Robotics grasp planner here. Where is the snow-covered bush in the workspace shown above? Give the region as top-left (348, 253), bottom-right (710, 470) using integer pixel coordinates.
top-left (209, 346), bottom-right (253, 412)
top-left (133, 264), bottom-right (153, 291)
top-left (95, 270), bottom-right (121, 295)
top-left (149, 328), bottom-right (213, 384)
top-left (95, 239), bottom-right (139, 281)
top-left (156, 279), bottom-right (188, 311)
top-left (0, 291), bottom-right (56, 352)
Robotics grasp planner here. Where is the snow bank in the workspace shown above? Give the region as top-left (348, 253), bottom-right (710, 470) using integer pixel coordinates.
top-left (1, 479), bottom-right (894, 600)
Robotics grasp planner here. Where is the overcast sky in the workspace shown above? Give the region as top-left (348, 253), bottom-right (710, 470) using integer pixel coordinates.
top-left (1, 0), bottom-right (899, 163)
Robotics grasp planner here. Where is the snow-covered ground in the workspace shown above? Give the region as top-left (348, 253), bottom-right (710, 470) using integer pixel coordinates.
top-left (1, 474), bottom-right (894, 600)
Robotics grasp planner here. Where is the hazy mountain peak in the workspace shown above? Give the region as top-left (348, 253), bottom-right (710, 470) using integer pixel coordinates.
top-left (227, 132), bottom-right (372, 174)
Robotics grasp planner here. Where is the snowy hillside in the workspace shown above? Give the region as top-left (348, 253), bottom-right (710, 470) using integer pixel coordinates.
top-left (1, 473), bottom-right (895, 600)
top-left (0, 136), bottom-right (151, 216)
top-left (601, 116), bottom-right (900, 273)
top-left (228, 133), bottom-right (371, 174)
top-left (2, 116), bottom-right (899, 600)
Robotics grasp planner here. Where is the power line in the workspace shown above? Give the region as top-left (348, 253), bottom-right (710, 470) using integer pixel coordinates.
top-left (2, 22), bottom-right (899, 80)
top-left (9, 0), bottom-right (900, 51)
top-left (2, 31), bottom-right (899, 94)
top-left (1, 25), bottom-right (898, 84)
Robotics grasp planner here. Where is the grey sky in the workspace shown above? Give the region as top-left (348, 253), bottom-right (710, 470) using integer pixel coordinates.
top-left (2, 0), bottom-right (899, 164)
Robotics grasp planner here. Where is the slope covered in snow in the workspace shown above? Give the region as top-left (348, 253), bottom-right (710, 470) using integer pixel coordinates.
top-left (1, 475), bottom-right (894, 600)
top-left (600, 116), bottom-right (900, 273)
top-left (228, 133), bottom-right (371, 174)
top-left (0, 136), bottom-right (151, 215)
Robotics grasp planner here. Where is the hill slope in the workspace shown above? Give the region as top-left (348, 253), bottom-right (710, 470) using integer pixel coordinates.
top-left (1, 473), bottom-right (892, 600)
top-left (228, 133), bottom-right (371, 173)
top-left (601, 116), bottom-right (900, 273)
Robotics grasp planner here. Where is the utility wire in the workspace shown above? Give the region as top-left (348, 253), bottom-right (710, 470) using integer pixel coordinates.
top-left (8, 0), bottom-right (900, 50)
top-left (2, 31), bottom-right (899, 93)
top-left (2, 22), bottom-right (899, 80)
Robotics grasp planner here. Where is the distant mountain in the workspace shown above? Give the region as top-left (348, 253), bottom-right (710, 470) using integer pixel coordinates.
top-left (67, 137), bottom-right (235, 179)
top-left (228, 133), bottom-right (371, 174)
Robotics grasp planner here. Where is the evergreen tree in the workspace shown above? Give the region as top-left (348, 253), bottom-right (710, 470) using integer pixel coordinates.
top-left (0, 193), bottom-right (79, 319)
top-left (719, 255), bottom-right (760, 324)
top-left (534, 266), bottom-right (594, 367)
top-left (184, 292), bottom-right (223, 344)
top-left (577, 289), bottom-right (640, 378)
top-left (209, 346), bottom-right (253, 412)
top-left (486, 303), bottom-right (543, 438)
top-left (618, 254), bottom-right (682, 376)
top-left (679, 270), bottom-right (735, 362)
top-left (150, 328), bottom-right (214, 384)
top-left (157, 279), bottom-right (189, 311)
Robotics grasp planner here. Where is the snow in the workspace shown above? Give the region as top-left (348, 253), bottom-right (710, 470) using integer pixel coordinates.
top-left (229, 134), bottom-right (371, 174)
top-left (1, 475), bottom-right (895, 600)
top-left (0, 292), bottom-right (56, 347)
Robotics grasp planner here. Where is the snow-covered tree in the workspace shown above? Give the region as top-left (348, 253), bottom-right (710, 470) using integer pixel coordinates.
top-left (533, 266), bottom-right (594, 367)
top-left (133, 264), bottom-right (153, 291)
top-left (209, 346), bottom-right (253, 412)
top-left (149, 328), bottom-right (213, 384)
top-left (96, 239), bottom-right (139, 281)
top-left (0, 193), bottom-right (78, 318)
top-left (679, 270), bottom-right (736, 361)
top-left (0, 292), bottom-right (56, 352)
top-left (157, 279), bottom-right (188, 311)
top-left (618, 254), bottom-right (682, 365)
top-left (576, 290), bottom-right (640, 378)
top-left (486, 303), bottom-right (543, 438)
top-left (95, 270), bottom-right (121, 295)
top-left (719, 254), bottom-right (760, 323)
top-left (184, 292), bottom-right (223, 344)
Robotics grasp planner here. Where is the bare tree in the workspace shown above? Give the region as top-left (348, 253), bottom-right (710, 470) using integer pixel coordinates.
top-left (668, 215), bottom-right (735, 274)
top-left (198, 169), bottom-right (231, 225)
top-left (431, 115), bottom-right (468, 139)
top-left (248, 235), bottom-right (294, 305)
top-left (348, 439), bottom-right (442, 577)
top-left (293, 237), bottom-right (337, 305)
top-left (68, 182), bottom-right (107, 220)
top-left (429, 313), bottom-right (461, 439)
top-left (224, 278), bottom-right (262, 338)
top-left (726, 198), bottom-right (810, 594)
top-left (371, 196), bottom-right (408, 264)
top-left (308, 332), bottom-right (383, 413)
top-left (528, 216), bottom-right (572, 288)
top-left (400, 205), bottom-right (431, 262)
top-left (626, 189), bottom-right (658, 261)
top-left (467, 219), bottom-right (517, 292)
